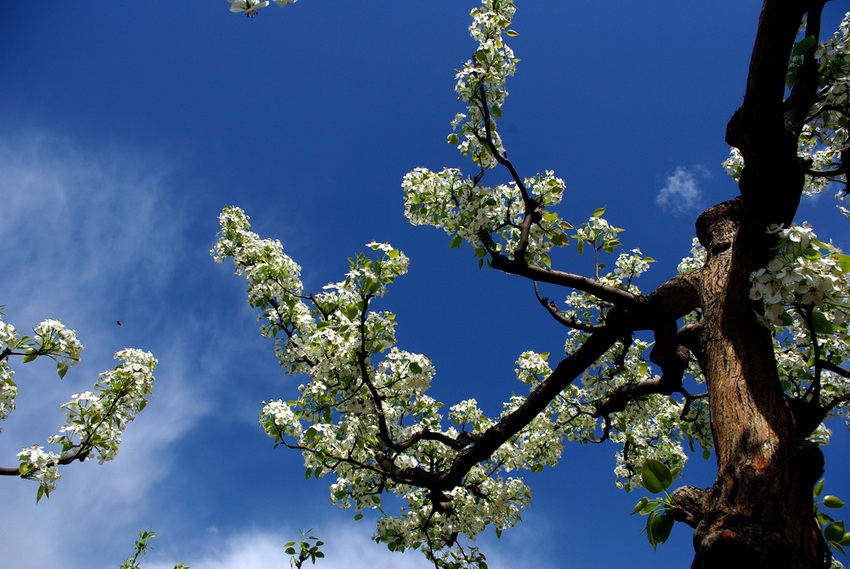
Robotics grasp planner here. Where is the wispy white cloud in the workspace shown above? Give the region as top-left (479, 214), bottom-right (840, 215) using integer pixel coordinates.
top-left (141, 516), bottom-right (566, 569)
top-left (145, 525), bottom-right (431, 569)
top-left (656, 165), bottom-right (709, 214)
top-left (0, 131), bottom-right (180, 320)
top-left (0, 129), bottom-right (210, 569)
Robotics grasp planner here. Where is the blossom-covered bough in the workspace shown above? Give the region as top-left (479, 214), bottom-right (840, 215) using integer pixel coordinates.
top-left (0, 309), bottom-right (157, 501)
top-left (218, 1), bottom-right (850, 567)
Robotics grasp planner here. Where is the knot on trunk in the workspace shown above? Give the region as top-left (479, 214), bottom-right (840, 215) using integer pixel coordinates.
top-left (670, 485), bottom-right (708, 528)
top-left (695, 199), bottom-right (741, 256)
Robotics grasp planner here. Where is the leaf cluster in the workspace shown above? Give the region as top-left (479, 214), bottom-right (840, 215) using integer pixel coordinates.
top-left (285, 530), bottom-right (325, 569)
top-left (630, 459), bottom-right (679, 548)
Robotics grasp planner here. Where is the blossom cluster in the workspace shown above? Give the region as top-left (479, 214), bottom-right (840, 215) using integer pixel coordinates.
top-left (750, 224), bottom-right (849, 326)
top-left (451, 0), bottom-right (517, 169)
top-left (726, 12), bottom-right (849, 204)
top-left (1, 309), bottom-right (157, 499)
top-left (32, 319), bottom-right (84, 375)
top-left (218, 1), bottom-right (850, 566)
top-left (403, 167), bottom-right (569, 265)
top-left (16, 446), bottom-right (61, 496)
top-left (567, 328), bottom-right (710, 490)
top-left (545, 247), bottom-right (718, 490)
top-left (813, 11), bottom-right (850, 128)
top-left (215, 197), bottom-right (728, 569)
top-left (403, 164), bottom-right (707, 491)
top-left (748, 224), bottom-right (850, 430)
top-left (50, 349), bottom-right (158, 463)
top-left (796, 12), bottom-right (850, 198)
top-left (20, 348), bottom-right (157, 499)
top-left (227, 0), bottom-right (297, 17)
top-left (402, 0), bottom-right (581, 274)
top-left (0, 321), bottom-right (18, 421)
top-left (215, 205), bottom-right (602, 567)
top-left (677, 237), bottom-right (707, 274)
top-left (1, 315), bottom-right (84, 421)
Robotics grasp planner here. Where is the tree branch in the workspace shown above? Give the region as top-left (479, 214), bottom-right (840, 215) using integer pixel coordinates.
top-left (726, 1), bottom-right (812, 228)
top-left (533, 281), bottom-right (607, 332)
top-left (0, 447), bottom-right (91, 477)
top-left (489, 253), bottom-right (639, 306)
top-left (439, 325), bottom-right (625, 489)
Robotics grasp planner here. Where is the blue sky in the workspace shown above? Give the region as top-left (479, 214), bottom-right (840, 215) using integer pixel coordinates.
top-left (2, 1), bottom-right (849, 568)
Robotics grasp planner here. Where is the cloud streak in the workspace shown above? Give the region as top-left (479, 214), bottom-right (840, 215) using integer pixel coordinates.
top-left (143, 520), bottom-right (564, 569)
top-left (146, 526), bottom-right (432, 569)
top-left (656, 165), bottom-right (709, 214)
top-left (0, 129), bottom-right (209, 569)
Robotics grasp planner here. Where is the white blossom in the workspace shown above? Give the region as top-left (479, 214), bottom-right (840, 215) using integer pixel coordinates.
top-left (17, 446), bottom-right (61, 496)
top-left (228, 0), bottom-right (270, 17)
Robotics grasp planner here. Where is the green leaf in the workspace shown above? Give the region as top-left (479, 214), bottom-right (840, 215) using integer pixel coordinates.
top-left (786, 66), bottom-right (800, 89)
top-left (552, 232), bottom-right (570, 246)
top-left (641, 459), bottom-right (673, 494)
top-left (449, 234), bottom-right (463, 249)
top-left (592, 207), bottom-right (606, 218)
top-left (344, 304), bottom-right (360, 320)
top-left (824, 495), bottom-right (846, 509)
top-left (815, 479), bottom-right (825, 497)
top-left (57, 362), bottom-right (69, 379)
top-left (811, 311), bottom-right (834, 335)
top-left (353, 513), bottom-right (364, 521)
top-left (631, 497), bottom-right (649, 515)
top-left (22, 353), bottom-right (37, 363)
top-left (833, 253), bottom-right (850, 273)
top-left (602, 239), bottom-right (620, 253)
top-left (447, 133), bottom-right (459, 145)
top-left (504, 29), bottom-right (519, 37)
top-left (646, 511), bottom-right (674, 548)
top-left (825, 521), bottom-right (846, 543)
top-left (491, 105), bottom-right (502, 118)
top-left (818, 512), bottom-right (836, 525)
top-left (640, 500), bottom-right (659, 515)
top-left (792, 35), bottom-right (817, 56)
top-left (409, 361), bottom-right (422, 374)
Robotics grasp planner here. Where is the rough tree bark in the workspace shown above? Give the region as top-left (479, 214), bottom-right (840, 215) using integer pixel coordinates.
top-left (677, 1), bottom-right (831, 567)
top-left (685, 200), bottom-right (827, 569)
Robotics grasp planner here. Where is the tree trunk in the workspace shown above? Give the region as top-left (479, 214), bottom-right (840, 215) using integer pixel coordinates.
top-left (687, 201), bottom-right (827, 569)
top-left (680, 1), bottom-right (834, 564)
